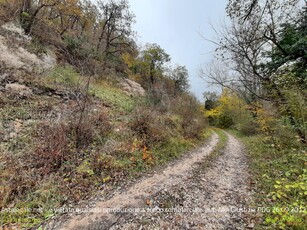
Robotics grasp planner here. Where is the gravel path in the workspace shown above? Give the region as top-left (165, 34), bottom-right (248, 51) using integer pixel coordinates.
top-left (47, 132), bottom-right (254, 230)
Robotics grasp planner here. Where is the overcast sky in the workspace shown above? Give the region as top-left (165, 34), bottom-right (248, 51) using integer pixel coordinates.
top-left (128, 0), bottom-right (228, 100)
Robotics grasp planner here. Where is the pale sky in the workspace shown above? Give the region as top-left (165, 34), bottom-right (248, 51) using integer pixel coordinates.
top-left (128, 0), bottom-right (228, 100)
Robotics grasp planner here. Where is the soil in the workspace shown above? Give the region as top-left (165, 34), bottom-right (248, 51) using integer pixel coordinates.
top-left (45, 132), bottom-right (254, 230)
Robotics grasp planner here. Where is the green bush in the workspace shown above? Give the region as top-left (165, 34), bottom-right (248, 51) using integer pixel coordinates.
top-left (282, 90), bottom-right (307, 143)
top-left (64, 36), bottom-right (97, 60)
top-left (241, 134), bottom-right (307, 229)
top-left (46, 65), bottom-right (80, 88)
top-left (216, 114), bottom-right (234, 128)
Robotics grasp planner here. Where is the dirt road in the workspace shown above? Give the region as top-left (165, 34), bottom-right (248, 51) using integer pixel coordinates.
top-left (46, 132), bottom-right (253, 230)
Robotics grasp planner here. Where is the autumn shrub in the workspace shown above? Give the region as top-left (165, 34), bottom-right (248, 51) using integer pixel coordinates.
top-left (205, 89), bottom-right (257, 134)
top-left (75, 110), bottom-right (111, 148)
top-left (71, 110), bottom-right (112, 148)
top-left (129, 107), bottom-right (170, 147)
top-left (1, 156), bottom-right (35, 208)
top-left (32, 110), bottom-right (111, 175)
top-left (33, 122), bottom-right (73, 175)
top-left (251, 91), bottom-right (306, 144)
top-left (170, 94), bottom-right (207, 139)
top-left (91, 153), bottom-right (114, 177)
top-left (0, 0), bottom-right (20, 22)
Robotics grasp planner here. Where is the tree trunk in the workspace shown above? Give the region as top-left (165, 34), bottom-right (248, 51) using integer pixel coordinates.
top-left (22, 0), bottom-right (31, 13)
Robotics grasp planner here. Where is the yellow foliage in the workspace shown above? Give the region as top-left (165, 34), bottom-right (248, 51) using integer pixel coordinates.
top-left (204, 88), bottom-right (257, 133)
top-left (205, 88), bottom-right (247, 120)
top-left (205, 108), bottom-right (221, 117)
top-left (58, 0), bottom-right (82, 16)
top-left (251, 102), bottom-right (275, 134)
top-left (122, 52), bottom-right (135, 68)
top-left (142, 146), bottom-right (154, 164)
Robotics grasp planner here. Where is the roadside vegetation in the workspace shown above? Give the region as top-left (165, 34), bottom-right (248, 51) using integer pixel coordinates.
top-left (204, 88), bottom-right (306, 230)
top-left (0, 1), bottom-right (208, 228)
top-left (0, 0), bottom-right (306, 229)
top-left (240, 133), bottom-right (306, 229)
top-left (202, 0), bottom-right (306, 228)
top-left (0, 63), bottom-right (208, 229)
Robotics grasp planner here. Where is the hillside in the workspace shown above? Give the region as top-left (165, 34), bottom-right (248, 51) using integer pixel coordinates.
top-left (1, 0), bottom-right (306, 229)
top-left (0, 20), bottom-right (208, 228)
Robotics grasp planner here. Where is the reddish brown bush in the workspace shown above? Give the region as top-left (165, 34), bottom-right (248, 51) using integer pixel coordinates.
top-left (75, 111), bottom-right (111, 148)
top-left (129, 107), bottom-right (170, 147)
top-left (32, 110), bottom-right (111, 175)
top-left (170, 94), bottom-right (207, 139)
top-left (0, 1), bottom-right (21, 23)
top-left (33, 123), bottom-right (72, 175)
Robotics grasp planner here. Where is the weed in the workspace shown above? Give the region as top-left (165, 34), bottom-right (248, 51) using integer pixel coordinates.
top-left (89, 80), bottom-right (136, 113)
top-left (237, 133), bottom-right (307, 229)
top-left (45, 66), bottom-right (80, 88)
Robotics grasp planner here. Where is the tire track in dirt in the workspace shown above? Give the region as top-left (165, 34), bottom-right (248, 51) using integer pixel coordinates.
top-left (46, 133), bottom-right (219, 230)
top-left (104, 132), bottom-right (253, 229)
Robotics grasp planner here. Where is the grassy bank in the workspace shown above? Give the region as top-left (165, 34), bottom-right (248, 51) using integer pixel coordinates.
top-left (234, 131), bottom-right (307, 229)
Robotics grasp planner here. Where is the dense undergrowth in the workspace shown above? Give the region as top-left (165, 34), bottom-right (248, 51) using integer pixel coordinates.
top-left (228, 124), bottom-right (306, 230)
top-left (237, 131), bottom-right (307, 230)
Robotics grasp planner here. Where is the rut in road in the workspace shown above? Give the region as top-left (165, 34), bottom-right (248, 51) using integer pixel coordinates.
top-left (46, 132), bottom-right (253, 230)
top-left (106, 132), bottom-right (253, 230)
top-left (46, 133), bottom-right (219, 229)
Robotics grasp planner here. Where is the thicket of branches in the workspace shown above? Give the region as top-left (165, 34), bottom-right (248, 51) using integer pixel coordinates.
top-left (1, 0), bottom-right (135, 73)
top-left (202, 0), bottom-right (306, 143)
top-left (0, 0), bottom-right (192, 96)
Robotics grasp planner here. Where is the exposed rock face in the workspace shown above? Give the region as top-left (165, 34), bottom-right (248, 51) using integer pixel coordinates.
top-left (5, 83), bottom-right (33, 97)
top-left (1, 22), bottom-right (32, 41)
top-left (120, 78), bottom-right (146, 97)
top-left (0, 22), bottom-right (56, 73)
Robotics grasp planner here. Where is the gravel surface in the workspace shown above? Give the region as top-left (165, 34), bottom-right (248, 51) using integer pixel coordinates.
top-left (46, 132), bottom-right (254, 230)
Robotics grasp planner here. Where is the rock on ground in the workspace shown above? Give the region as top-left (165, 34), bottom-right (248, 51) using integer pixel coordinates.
top-left (0, 22), bottom-right (56, 73)
top-left (5, 83), bottom-right (33, 97)
top-left (119, 78), bottom-right (146, 97)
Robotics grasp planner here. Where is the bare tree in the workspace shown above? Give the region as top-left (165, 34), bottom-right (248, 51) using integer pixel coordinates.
top-left (96, 0), bottom-right (135, 57)
top-left (202, 0), bottom-right (302, 96)
top-left (202, 0), bottom-right (305, 142)
top-left (20, 0), bottom-right (61, 34)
